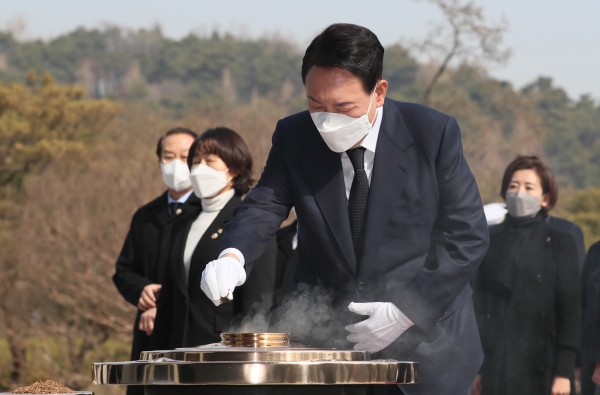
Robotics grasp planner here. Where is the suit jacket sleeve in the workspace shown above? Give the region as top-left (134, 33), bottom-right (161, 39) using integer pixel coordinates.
top-left (112, 217), bottom-right (154, 306)
top-left (395, 117), bottom-right (490, 333)
top-left (553, 231), bottom-right (581, 376)
top-left (236, 238), bottom-right (278, 315)
top-left (219, 121), bottom-right (293, 272)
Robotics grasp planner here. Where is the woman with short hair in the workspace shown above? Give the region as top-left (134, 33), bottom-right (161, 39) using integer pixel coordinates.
top-left (151, 127), bottom-right (277, 348)
top-left (473, 156), bottom-right (581, 395)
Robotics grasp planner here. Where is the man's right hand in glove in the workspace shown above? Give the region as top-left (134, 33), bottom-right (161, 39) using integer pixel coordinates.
top-left (200, 254), bottom-right (246, 306)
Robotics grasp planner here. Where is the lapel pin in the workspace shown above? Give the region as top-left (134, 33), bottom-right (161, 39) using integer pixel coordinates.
top-left (175, 208), bottom-right (182, 215)
top-left (217, 228), bottom-right (223, 234)
top-left (211, 233), bottom-right (219, 239)
top-left (546, 236), bottom-right (551, 243)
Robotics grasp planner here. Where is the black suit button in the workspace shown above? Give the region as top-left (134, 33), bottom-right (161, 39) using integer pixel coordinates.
top-left (536, 274), bottom-right (542, 283)
top-left (357, 282), bottom-right (365, 291)
top-left (540, 309), bottom-right (546, 317)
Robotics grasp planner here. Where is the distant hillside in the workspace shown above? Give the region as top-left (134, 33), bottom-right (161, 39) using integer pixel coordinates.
top-left (0, 26), bottom-right (599, 192)
top-left (0, 27), bottom-right (419, 105)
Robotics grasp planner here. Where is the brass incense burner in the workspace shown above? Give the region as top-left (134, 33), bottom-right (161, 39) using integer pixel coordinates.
top-left (220, 332), bottom-right (291, 347)
top-left (93, 333), bottom-right (418, 394)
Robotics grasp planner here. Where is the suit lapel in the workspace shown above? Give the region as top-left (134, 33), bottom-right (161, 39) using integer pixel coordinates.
top-left (360, 102), bottom-right (415, 272)
top-left (154, 192), bottom-right (170, 227)
top-left (302, 134), bottom-right (356, 273)
top-left (166, 193), bottom-right (201, 223)
top-left (156, 194), bottom-right (202, 282)
top-left (171, 215), bottom-right (197, 298)
top-left (187, 196), bottom-right (241, 286)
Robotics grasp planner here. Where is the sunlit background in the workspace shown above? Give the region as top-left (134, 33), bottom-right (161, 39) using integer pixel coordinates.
top-left (0, 1), bottom-right (598, 393)
top-left (3, 0), bottom-right (599, 98)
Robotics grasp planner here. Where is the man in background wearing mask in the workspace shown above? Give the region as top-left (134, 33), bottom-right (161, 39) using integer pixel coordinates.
top-left (112, 127), bottom-right (200, 395)
top-left (199, 24), bottom-right (489, 395)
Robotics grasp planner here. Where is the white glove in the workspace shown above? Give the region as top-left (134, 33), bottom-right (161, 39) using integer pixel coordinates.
top-left (200, 257), bottom-right (246, 306)
top-left (345, 302), bottom-right (414, 353)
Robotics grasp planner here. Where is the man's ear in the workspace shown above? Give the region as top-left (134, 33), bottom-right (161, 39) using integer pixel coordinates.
top-left (375, 80), bottom-right (388, 107)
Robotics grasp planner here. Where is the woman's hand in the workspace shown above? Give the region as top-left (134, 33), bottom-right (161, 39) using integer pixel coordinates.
top-left (138, 284), bottom-right (162, 311)
top-left (551, 376), bottom-right (571, 395)
top-left (139, 307), bottom-right (157, 336)
top-left (472, 374), bottom-right (482, 395)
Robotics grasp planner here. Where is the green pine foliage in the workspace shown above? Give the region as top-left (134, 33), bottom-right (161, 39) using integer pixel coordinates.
top-left (0, 26), bottom-right (599, 237)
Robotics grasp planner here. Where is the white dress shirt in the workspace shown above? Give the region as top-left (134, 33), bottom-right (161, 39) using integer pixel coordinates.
top-left (184, 189), bottom-right (235, 282)
top-left (341, 106), bottom-right (383, 200)
top-left (219, 106), bottom-right (384, 265)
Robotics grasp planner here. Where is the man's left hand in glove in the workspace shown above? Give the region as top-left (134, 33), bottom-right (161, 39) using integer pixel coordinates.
top-left (345, 302), bottom-right (414, 353)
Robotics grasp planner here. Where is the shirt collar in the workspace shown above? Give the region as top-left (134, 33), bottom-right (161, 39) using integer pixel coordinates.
top-left (359, 105), bottom-right (383, 153)
top-left (167, 189), bottom-right (194, 205)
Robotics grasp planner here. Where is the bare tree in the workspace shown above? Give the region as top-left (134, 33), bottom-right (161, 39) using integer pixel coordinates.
top-left (413, 0), bottom-right (512, 102)
top-left (0, 99), bottom-right (286, 392)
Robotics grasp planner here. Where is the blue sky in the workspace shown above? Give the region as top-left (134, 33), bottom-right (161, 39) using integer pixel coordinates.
top-left (2, 0), bottom-right (598, 100)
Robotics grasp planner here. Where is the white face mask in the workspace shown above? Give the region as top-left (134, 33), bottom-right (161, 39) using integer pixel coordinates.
top-left (190, 163), bottom-right (232, 199)
top-left (310, 91), bottom-right (377, 153)
top-left (506, 191), bottom-right (542, 218)
top-left (160, 159), bottom-right (192, 192)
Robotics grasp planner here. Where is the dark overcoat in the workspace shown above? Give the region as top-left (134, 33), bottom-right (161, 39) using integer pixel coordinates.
top-left (112, 191), bottom-right (201, 360)
top-left (151, 195), bottom-right (277, 349)
top-left (581, 241), bottom-right (600, 395)
top-left (547, 216), bottom-right (586, 269)
top-left (475, 219), bottom-right (581, 395)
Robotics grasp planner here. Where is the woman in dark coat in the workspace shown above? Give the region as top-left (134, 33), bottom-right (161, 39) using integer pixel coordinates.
top-left (473, 156), bottom-right (581, 395)
top-left (151, 127), bottom-right (277, 349)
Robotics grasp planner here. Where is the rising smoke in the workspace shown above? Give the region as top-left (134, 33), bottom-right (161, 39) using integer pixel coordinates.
top-left (227, 283), bottom-right (353, 348)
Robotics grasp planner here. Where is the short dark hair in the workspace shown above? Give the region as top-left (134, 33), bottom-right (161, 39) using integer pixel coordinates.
top-left (301, 23), bottom-right (384, 93)
top-left (188, 127), bottom-right (254, 196)
top-left (156, 127), bottom-right (198, 159)
top-left (501, 155), bottom-right (559, 212)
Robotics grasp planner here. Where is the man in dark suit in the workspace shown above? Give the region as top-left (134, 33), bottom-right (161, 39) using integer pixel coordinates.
top-left (199, 24), bottom-right (490, 395)
top-left (112, 127), bottom-right (199, 395)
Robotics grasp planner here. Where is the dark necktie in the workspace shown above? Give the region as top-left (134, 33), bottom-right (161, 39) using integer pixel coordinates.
top-left (346, 147), bottom-right (369, 262)
top-left (169, 202), bottom-right (182, 217)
